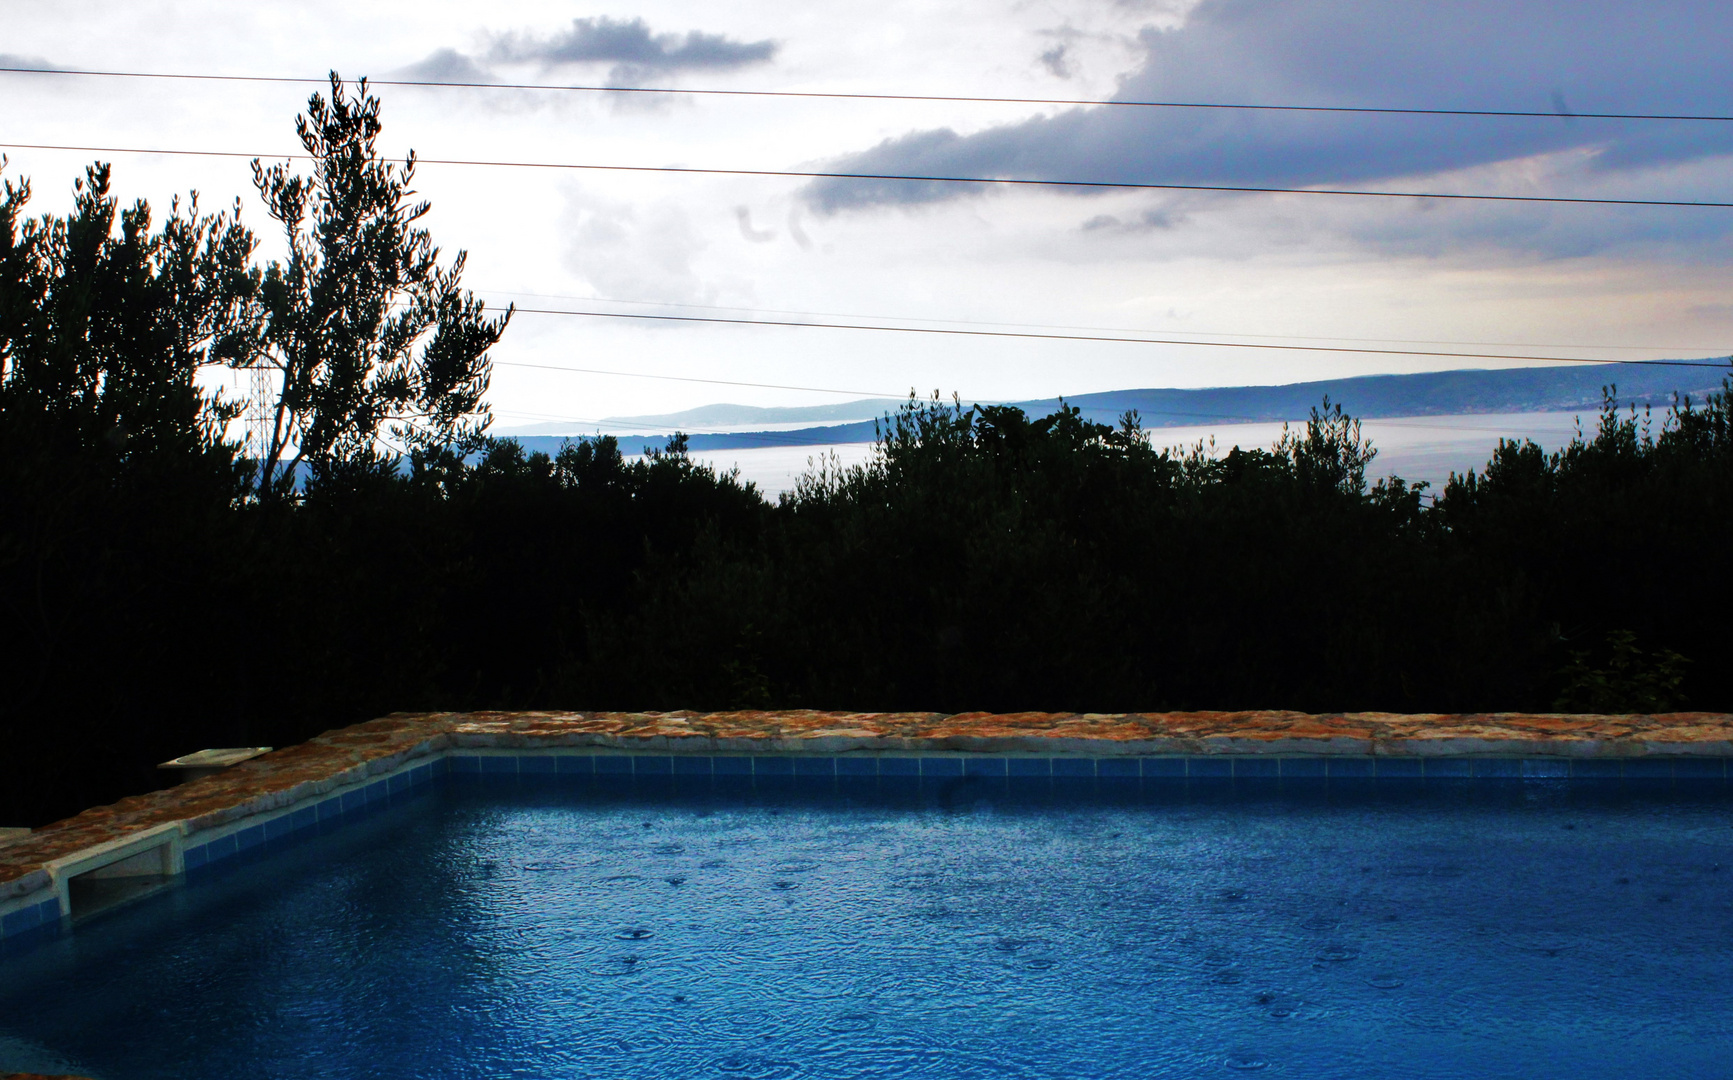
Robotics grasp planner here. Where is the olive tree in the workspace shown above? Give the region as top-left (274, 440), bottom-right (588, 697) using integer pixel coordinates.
top-left (248, 74), bottom-right (511, 499)
top-left (0, 159), bottom-right (260, 475)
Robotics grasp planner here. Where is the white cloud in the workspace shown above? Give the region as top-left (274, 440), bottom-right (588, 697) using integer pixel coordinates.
top-left (558, 185), bottom-right (713, 304)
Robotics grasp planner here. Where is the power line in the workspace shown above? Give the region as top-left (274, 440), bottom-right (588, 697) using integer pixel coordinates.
top-left (476, 287), bottom-right (1733, 355)
top-left (4, 64), bottom-right (1732, 124)
top-left (4, 140), bottom-right (1731, 210)
top-left (507, 305), bottom-right (1733, 369)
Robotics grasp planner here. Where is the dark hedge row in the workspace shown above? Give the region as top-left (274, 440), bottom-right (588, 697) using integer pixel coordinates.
top-left (4, 380), bottom-right (1730, 826)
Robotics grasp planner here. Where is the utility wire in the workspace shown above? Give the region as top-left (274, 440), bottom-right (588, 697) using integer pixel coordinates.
top-left (3, 140), bottom-right (1731, 210)
top-left (507, 305), bottom-right (1733, 369)
top-left (3, 65), bottom-right (1731, 123)
top-left (476, 287), bottom-right (1733, 355)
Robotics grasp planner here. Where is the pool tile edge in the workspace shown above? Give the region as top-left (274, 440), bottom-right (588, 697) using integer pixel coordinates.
top-left (6, 708), bottom-right (1733, 939)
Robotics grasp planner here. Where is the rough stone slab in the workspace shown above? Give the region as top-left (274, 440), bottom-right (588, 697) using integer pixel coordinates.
top-left (5, 708), bottom-right (1733, 906)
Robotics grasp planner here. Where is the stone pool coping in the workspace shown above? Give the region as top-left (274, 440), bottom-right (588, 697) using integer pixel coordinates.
top-left (5, 707), bottom-right (1733, 938)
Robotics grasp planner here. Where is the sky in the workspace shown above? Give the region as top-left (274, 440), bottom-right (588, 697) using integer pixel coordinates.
top-left (4, 0), bottom-right (1733, 433)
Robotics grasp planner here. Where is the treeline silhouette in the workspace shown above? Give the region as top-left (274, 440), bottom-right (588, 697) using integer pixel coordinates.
top-left (5, 379), bottom-right (1732, 824)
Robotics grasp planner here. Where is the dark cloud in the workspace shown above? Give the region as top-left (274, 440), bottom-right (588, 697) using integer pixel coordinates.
top-left (488, 17), bottom-right (776, 85)
top-left (0, 53), bottom-right (66, 73)
top-left (805, 0), bottom-right (1733, 213)
top-left (1081, 208), bottom-right (1177, 232)
top-left (392, 48), bottom-right (498, 83)
top-left (1039, 44), bottom-right (1073, 79)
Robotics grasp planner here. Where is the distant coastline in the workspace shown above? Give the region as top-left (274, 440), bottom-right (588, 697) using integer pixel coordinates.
top-left (497, 360), bottom-right (1730, 455)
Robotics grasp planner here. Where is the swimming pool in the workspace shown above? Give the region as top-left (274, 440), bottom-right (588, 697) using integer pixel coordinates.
top-left (3, 772), bottom-right (1730, 1079)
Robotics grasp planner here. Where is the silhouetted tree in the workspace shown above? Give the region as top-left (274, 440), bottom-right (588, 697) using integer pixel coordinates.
top-left (248, 74), bottom-right (510, 499)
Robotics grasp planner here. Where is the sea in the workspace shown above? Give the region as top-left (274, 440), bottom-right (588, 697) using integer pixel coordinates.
top-left (633, 410), bottom-right (1639, 498)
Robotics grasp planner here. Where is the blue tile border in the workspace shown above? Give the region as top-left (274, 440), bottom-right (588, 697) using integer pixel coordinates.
top-left (1, 897), bottom-right (56, 937)
top-left (1232, 758), bottom-right (1282, 778)
top-left (1422, 759), bottom-right (1473, 778)
top-left (147, 748), bottom-right (1733, 883)
top-left (1674, 758), bottom-right (1726, 779)
top-left (1622, 758), bottom-right (1673, 778)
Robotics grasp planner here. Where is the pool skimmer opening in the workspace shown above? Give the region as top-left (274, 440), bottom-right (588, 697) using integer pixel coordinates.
top-left (51, 825), bottom-right (183, 923)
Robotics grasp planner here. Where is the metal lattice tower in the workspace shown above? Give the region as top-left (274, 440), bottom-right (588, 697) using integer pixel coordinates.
top-left (244, 361), bottom-right (275, 467)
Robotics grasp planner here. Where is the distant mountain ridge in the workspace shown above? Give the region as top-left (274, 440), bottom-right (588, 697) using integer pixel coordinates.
top-left (501, 361), bottom-right (1729, 455)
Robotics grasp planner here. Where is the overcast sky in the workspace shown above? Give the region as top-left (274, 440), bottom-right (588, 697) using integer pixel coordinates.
top-left (5, 0), bottom-right (1733, 431)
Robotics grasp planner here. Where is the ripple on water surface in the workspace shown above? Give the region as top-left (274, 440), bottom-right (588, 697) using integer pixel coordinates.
top-left (3, 785), bottom-right (1733, 1080)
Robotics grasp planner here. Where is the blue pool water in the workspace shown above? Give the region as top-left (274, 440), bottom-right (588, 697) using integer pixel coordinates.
top-left (2, 776), bottom-right (1731, 1079)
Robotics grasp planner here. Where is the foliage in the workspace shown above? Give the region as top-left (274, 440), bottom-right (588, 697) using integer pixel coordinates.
top-left (0, 160), bottom-right (258, 476)
top-left (0, 161), bottom-right (264, 821)
top-left (249, 74), bottom-right (509, 499)
top-left (1553, 630), bottom-right (1691, 714)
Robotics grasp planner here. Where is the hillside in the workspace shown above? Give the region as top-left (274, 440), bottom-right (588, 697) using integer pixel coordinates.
top-left (501, 361), bottom-right (1729, 454)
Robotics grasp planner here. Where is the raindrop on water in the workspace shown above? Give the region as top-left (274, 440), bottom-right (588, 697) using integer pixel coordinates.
top-left (589, 955), bottom-right (644, 977)
top-left (713, 1052), bottom-right (798, 1078)
top-left (610, 1032), bottom-right (673, 1054)
top-left (600, 874), bottom-right (645, 887)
